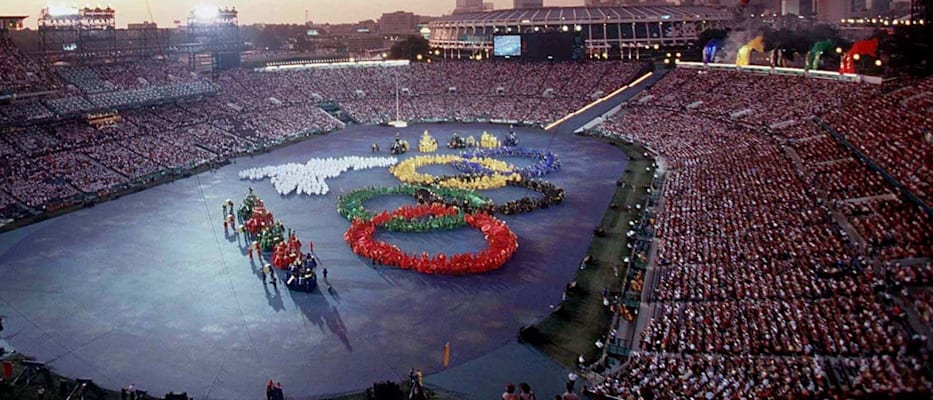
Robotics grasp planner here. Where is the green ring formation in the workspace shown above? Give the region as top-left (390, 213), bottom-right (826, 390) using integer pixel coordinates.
top-left (336, 184), bottom-right (491, 232)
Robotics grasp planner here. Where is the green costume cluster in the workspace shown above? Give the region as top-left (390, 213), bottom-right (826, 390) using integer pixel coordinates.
top-left (238, 190), bottom-right (260, 222)
top-left (336, 185), bottom-right (491, 232)
top-left (258, 221), bottom-right (286, 251)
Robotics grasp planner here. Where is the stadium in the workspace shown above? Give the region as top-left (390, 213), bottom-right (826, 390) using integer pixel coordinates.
top-left (0, 1), bottom-right (931, 400)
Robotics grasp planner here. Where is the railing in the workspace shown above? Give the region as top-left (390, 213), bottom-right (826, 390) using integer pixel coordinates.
top-left (815, 118), bottom-right (932, 218)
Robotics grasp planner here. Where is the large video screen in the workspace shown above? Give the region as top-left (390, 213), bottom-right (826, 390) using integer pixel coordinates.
top-left (493, 35), bottom-right (521, 57)
top-left (523, 32), bottom-right (576, 61)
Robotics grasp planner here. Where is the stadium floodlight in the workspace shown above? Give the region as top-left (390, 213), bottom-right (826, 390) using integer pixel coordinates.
top-left (47, 5), bottom-right (79, 16)
top-left (193, 4), bottom-right (219, 20)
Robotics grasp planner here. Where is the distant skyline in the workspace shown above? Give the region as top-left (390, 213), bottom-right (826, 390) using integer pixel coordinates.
top-left (1, 0), bottom-right (583, 28)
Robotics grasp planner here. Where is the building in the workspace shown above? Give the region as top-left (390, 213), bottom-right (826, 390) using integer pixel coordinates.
top-left (513, 0), bottom-right (544, 9)
top-left (782, 0), bottom-right (821, 16)
top-left (0, 16), bottom-right (27, 33)
top-left (799, 0), bottom-right (815, 16)
top-left (429, 5), bottom-right (731, 58)
top-left (815, 0), bottom-right (853, 22)
top-left (865, 0), bottom-right (893, 14)
top-left (127, 21), bottom-right (157, 30)
top-left (454, 0), bottom-right (485, 14)
top-left (379, 11), bottom-right (417, 34)
top-left (603, 0), bottom-right (719, 4)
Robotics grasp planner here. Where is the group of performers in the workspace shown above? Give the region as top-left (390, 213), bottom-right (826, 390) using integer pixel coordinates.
top-left (448, 132), bottom-right (467, 149)
top-left (285, 251), bottom-right (320, 292)
top-left (222, 199), bottom-right (236, 232)
top-left (344, 203), bottom-right (519, 275)
top-left (504, 126), bottom-right (519, 147)
top-left (370, 128), bottom-right (519, 154)
top-left (228, 188), bottom-right (320, 292)
top-left (447, 130), bottom-right (514, 149)
top-left (418, 130), bottom-right (438, 152)
top-left (390, 132), bottom-right (409, 154)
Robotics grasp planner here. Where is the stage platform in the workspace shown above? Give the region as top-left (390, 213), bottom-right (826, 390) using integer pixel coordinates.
top-left (0, 123), bottom-right (627, 399)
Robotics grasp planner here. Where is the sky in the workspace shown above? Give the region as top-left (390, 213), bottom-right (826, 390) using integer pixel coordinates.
top-left (1, 0), bottom-right (584, 28)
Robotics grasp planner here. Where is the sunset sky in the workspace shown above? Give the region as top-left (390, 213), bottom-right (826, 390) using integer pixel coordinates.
top-left (2, 0), bottom-right (583, 27)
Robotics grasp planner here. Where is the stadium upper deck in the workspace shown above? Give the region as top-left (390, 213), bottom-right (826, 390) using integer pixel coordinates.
top-left (428, 6), bottom-right (731, 56)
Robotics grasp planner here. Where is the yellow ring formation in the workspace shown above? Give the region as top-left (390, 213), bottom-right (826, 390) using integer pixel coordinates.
top-left (389, 155), bottom-right (521, 190)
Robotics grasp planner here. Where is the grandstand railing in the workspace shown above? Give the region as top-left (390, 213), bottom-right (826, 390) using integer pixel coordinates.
top-left (0, 82), bottom-right (219, 128)
top-left (815, 118), bottom-right (933, 218)
top-left (676, 61), bottom-right (884, 84)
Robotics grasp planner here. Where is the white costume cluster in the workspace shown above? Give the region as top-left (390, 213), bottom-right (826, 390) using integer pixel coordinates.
top-left (239, 156), bottom-right (398, 196)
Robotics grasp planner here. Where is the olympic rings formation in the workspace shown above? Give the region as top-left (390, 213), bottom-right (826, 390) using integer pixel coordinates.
top-left (456, 147), bottom-right (561, 179)
top-left (478, 179), bottom-right (566, 216)
top-left (336, 184), bottom-right (490, 232)
top-left (344, 204), bottom-right (518, 275)
top-left (389, 154), bottom-right (520, 190)
top-left (342, 149), bottom-right (564, 275)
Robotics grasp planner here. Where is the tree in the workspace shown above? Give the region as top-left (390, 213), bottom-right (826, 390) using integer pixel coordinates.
top-left (389, 36), bottom-right (430, 61)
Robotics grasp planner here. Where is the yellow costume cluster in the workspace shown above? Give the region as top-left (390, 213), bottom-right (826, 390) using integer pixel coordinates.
top-left (480, 131), bottom-right (500, 148)
top-left (418, 130), bottom-right (438, 153)
top-left (389, 155), bottom-right (520, 190)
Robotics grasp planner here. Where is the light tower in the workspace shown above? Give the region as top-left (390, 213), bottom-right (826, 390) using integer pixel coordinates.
top-left (184, 5), bottom-right (240, 75)
top-left (38, 5), bottom-right (116, 61)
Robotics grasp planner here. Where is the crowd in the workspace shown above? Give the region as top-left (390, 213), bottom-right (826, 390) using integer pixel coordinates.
top-left (595, 69), bottom-right (931, 396)
top-left (0, 39), bottom-right (375, 221)
top-left (0, 37), bottom-right (60, 96)
top-left (0, 57), bottom-right (219, 123)
top-left (637, 68), bottom-right (875, 128)
top-left (2, 51), bottom-right (644, 225)
top-left (779, 118), bottom-right (929, 260)
top-left (823, 77), bottom-right (933, 205)
top-left (244, 61), bottom-right (644, 125)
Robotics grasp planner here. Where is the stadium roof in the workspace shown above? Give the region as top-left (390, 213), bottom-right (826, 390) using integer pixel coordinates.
top-left (430, 6), bottom-right (731, 26)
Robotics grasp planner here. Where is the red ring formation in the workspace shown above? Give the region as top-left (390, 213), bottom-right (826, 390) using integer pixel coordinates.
top-left (344, 204), bottom-right (519, 275)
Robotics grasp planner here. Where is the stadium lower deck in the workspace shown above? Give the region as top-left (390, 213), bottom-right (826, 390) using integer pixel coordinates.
top-left (0, 123), bottom-right (628, 398)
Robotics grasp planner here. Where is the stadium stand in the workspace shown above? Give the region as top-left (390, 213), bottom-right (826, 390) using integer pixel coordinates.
top-left (590, 66), bottom-right (931, 397)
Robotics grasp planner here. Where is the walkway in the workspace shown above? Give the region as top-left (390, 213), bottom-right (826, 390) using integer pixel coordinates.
top-left (546, 68), bottom-right (668, 135)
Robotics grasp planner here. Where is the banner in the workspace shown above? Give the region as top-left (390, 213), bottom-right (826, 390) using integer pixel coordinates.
top-left (840, 38), bottom-right (878, 74)
top-left (736, 35), bottom-right (764, 66)
top-left (806, 40), bottom-right (834, 70)
top-left (703, 38), bottom-right (722, 63)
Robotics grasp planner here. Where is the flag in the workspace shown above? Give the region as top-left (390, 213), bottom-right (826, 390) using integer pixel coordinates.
top-left (443, 342), bottom-right (450, 368)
